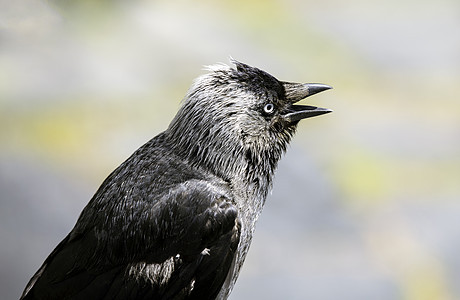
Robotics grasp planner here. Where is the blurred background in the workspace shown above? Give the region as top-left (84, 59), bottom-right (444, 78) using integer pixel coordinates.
top-left (1, 0), bottom-right (459, 299)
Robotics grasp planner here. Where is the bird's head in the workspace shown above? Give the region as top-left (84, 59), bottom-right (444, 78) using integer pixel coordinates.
top-left (167, 60), bottom-right (331, 182)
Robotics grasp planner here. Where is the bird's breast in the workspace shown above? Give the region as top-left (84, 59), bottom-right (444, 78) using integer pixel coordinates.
top-left (217, 191), bottom-right (266, 299)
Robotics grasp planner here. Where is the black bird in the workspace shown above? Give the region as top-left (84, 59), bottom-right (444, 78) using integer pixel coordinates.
top-left (21, 60), bottom-right (332, 300)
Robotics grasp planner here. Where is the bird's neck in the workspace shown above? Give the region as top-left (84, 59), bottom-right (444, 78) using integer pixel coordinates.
top-left (165, 127), bottom-right (283, 190)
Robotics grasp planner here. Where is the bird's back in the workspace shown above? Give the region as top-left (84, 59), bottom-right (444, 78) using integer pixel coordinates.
top-left (21, 132), bottom-right (241, 300)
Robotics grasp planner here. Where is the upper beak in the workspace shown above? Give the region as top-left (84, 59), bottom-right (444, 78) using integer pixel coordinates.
top-left (281, 82), bottom-right (332, 122)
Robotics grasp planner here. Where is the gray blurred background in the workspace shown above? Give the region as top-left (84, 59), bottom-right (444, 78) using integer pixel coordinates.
top-left (1, 0), bottom-right (460, 299)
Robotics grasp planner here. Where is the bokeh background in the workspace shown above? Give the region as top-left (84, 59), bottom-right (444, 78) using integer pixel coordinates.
top-left (1, 0), bottom-right (460, 299)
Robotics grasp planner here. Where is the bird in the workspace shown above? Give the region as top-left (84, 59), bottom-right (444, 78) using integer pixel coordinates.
top-left (20, 59), bottom-right (332, 300)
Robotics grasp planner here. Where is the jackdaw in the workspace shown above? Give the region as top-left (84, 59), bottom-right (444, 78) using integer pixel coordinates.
top-left (20, 60), bottom-right (332, 300)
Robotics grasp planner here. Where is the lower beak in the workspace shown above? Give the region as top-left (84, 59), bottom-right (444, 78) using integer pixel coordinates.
top-left (282, 105), bottom-right (332, 122)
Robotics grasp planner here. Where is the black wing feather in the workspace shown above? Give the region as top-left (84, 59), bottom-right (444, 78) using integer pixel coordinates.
top-left (21, 136), bottom-right (241, 300)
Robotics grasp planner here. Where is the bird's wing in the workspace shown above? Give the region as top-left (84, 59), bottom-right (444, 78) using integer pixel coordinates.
top-left (21, 179), bottom-right (241, 300)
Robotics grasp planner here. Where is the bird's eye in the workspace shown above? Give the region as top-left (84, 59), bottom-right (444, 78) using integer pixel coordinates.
top-left (263, 103), bottom-right (275, 114)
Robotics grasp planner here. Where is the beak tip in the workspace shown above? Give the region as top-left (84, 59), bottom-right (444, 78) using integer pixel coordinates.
top-left (307, 83), bottom-right (333, 96)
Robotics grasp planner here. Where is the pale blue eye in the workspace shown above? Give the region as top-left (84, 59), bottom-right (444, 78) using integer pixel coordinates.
top-left (264, 103), bottom-right (275, 114)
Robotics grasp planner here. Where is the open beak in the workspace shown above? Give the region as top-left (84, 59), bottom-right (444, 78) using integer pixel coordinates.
top-left (281, 82), bottom-right (332, 123)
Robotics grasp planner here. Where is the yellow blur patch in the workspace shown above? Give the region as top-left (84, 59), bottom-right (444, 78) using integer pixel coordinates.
top-left (334, 148), bottom-right (389, 207)
top-left (403, 265), bottom-right (453, 300)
